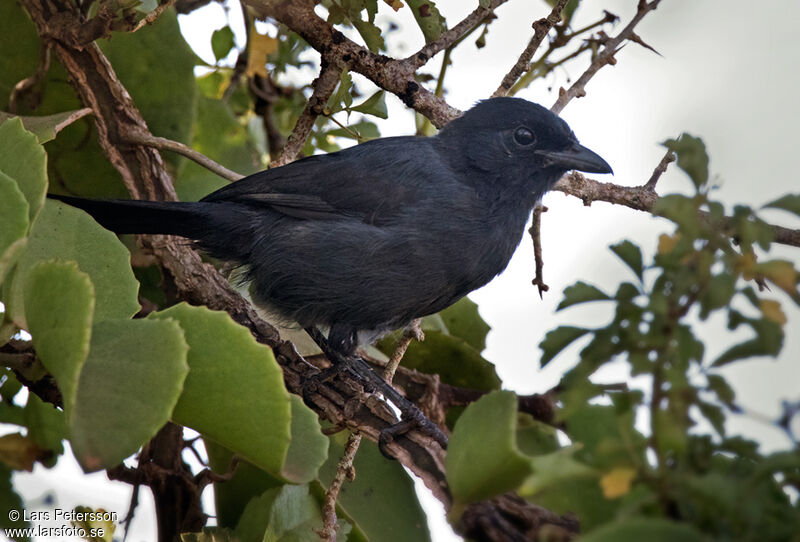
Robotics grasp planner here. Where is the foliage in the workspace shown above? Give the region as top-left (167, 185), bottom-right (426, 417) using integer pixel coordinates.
top-left (0, 0), bottom-right (798, 541)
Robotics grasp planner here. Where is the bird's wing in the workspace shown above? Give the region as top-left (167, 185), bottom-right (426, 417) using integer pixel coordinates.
top-left (201, 136), bottom-right (442, 225)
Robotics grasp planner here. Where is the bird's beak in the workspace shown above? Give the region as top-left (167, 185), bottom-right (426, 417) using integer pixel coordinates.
top-left (537, 142), bottom-right (613, 174)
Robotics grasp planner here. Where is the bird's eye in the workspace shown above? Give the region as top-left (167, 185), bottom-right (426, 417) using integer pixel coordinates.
top-left (513, 127), bottom-right (536, 146)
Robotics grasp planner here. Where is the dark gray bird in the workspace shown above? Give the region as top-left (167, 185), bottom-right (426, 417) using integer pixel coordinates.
top-left (52, 97), bottom-right (611, 447)
top-left (52, 97), bottom-right (610, 348)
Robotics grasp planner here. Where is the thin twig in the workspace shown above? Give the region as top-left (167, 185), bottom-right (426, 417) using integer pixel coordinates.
top-left (132, 0), bottom-right (176, 32)
top-left (271, 61), bottom-right (340, 167)
top-left (551, 0), bottom-right (662, 114)
top-left (8, 42), bottom-right (51, 113)
top-left (318, 432), bottom-right (362, 541)
top-left (408, 0), bottom-right (509, 68)
top-left (644, 148), bottom-right (675, 191)
top-left (507, 11), bottom-right (618, 97)
top-left (492, 0), bottom-right (568, 97)
top-left (530, 204), bottom-right (549, 298)
top-left (124, 130), bottom-right (243, 182)
top-left (384, 318), bottom-right (423, 384)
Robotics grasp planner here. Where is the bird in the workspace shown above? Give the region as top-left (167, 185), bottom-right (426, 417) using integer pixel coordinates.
top-left (51, 97), bottom-right (611, 447)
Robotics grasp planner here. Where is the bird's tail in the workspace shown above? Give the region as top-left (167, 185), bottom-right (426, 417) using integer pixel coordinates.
top-left (48, 194), bottom-right (255, 262)
top-left (48, 194), bottom-right (215, 237)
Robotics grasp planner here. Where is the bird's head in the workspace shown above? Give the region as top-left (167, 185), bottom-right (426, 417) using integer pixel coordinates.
top-left (436, 97), bottom-right (612, 199)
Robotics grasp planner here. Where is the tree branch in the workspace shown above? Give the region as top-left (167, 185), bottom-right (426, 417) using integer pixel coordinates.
top-left (551, 0), bottom-right (662, 114)
top-left (408, 0), bottom-right (509, 69)
top-left (271, 59), bottom-right (340, 167)
top-left (492, 0), bottom-right (568, 97)
top-left (554, 172), bottom-right (800, 248)
top-left (125, 130), bottom-right (243, 182)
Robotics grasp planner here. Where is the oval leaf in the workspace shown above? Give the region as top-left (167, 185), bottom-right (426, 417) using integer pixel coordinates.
top-left (4, 199), bottom-right (140, 326)
top-left (0, 117), bottom-right (47, 224)
top-left (0, 170), bottom-right (29, 261)
top-left (539, 326), bottom-right (589, 367)
top-left (150, 303), bottom-right (293, 478)
top-left (23, 260), bottom-right (94, 414)
top-left (71, 318), bottom-right (189, 471)
top-left (578, 517), bottom-right (707, 542)
top-left (610, 240), bottom-right (644, 281)
top-left (557, 281), bottom-right (611, 311)
top-left (447, 390), bottom-right (532, 514)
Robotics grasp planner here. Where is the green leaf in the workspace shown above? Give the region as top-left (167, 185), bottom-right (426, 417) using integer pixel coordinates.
top-left (0, 238), bottom-right (27, 286)
top-left (211, 26), bottom-right (236, 62)
top-left (280, 396), bottom-right (328, 483)
top-left (0, 465), bottom-right (29, 535)
top-left (0, 117), bottom-right (47, 224)
top-left (4, 199), bottom-right (140, 326)
top-left (763, 193), bottom-right (800, 218)
top-left (0, 109), bottom-right (92, 144)
top-left (697, 400), bottom-right (726, 436)
top-left (578, 517), bottom-right (707, 542)
top-left (150, 303), bottom-right (293, 477)
top-left (406, 0), bottom-right (446, 43)
top-left (610, 240), bottom-right (644, 281)
top-left (175, 95), bottom-right (260, 201)
top-left (349, 90), bottom-right (388, 119)
top-left (516, 416), bottom-right (560, 456)
top-left (0, 0), bottom-right (41, 108)
top-left (71, 318), bottom-right (189, 471)
top-left (564, 405), bottom-right (645, 469)
top-left (706, 374), bottom-right (735, 406)
top-left (519, 446), bottom-right (597, 496)
top-left (318, 434), bottom-right (431, 542)
top-left (352, 18), bottom-right (385, 52)
top-left (99, 10), bottom-right (197, 164)
top-left (206, 440), bottom-right (283, 529)
top-left (447, 391), bottom-right (532, 514)
top-left (663, 133), bottom-right (709, 189)
top-left (698, 272), bottom-right (736, 319)
top-left (23, 394), bottom-right (66, 466)
top-left (180, 528), bottom-right (238, 542)
top-left (0, 170), bottom-right (29, 264)
top-left (327, 70), bottom-right (353, 113)
top-left (236, 485), bottom-right (321, 542)
top-left (23, 261), bottom-right (94, 414)
top-left (438, 297), bottom-right (491, 352)
top-left (712, 318), bottom-right (783, 367)
top-left (652, 194), bottom-right (700, 238)
top-left (540, 326), bottom-right (589, 367)
top-left (557, 281), bottom-right (611, 311)
top-left (546, 0), bottom-right (580, 23)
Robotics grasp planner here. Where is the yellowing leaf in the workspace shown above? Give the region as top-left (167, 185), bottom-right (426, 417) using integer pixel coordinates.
top-left (384, 0), bottom-right (404, 10)
top-left (246, 31), bottom-right (278, 78)
top-left (657, 233), bottom-right (679, 254)
top-left (756, 260), bottom-right (798, 296)
top-left (71, 506), bottom-right (115, 542)
top-left (736, 251), bottom-right (758, 279)
top-left (759, 300), bottom-right (787, 325)
top-left (0, 432), bottom-right (45, 471)
top-left (599, 467), bottom-right (636, 499)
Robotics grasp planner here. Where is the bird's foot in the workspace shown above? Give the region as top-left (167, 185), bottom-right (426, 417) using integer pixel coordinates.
top-left (301, 357), bottom-right (374, 405)
top-left (378, 402), bottom-right (448, 458)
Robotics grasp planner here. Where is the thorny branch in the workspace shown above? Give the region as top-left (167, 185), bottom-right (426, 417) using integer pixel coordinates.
top-left (271, 60), bottom-right (341, 167)
top-left (645, 148), bottom-right (676, 191)
top-left (551, 0), bottom-right (663, 114)
top-left (492, 0), bottom-right (569, 97)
